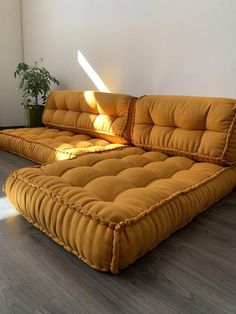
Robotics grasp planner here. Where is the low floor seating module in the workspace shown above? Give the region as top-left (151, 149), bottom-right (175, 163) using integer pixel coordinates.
top-left (3, 95), bottom-right (236, 273)
top-left (0, 90), bottom-right (136, 163)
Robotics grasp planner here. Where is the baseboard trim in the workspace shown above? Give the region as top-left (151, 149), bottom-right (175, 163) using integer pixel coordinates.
top-left (0, 126), bottom-right (25, 130)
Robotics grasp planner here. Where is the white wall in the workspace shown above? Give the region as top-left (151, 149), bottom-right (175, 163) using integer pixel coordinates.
top-left (3, 1), bottom-right (236, 127)
top-left (0, 0), bottom-right (24, 126)
top-left (21, 0), bottom-right (236, 98)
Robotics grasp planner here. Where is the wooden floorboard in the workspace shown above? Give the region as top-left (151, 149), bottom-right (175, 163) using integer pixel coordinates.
top-left (0, 150), bottom-right (236, 314)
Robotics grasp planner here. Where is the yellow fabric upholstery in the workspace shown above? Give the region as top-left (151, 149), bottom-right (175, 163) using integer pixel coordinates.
top-left (0, 127), bottom-right (123, 164)
top-left (43, 90), bottom-right (136, 144)
top-left (3, 93), bottom-right (236, 273)
top-left (0, 90), bottom-right (136, 163)
top-left (132, 95), bottom-right (236, 165)
top-left (5, 147), bottom-right (236, 273)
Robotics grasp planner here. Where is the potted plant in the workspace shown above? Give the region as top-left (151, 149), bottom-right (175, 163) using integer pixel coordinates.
top-left (14, 59), bottom-right (59, 127)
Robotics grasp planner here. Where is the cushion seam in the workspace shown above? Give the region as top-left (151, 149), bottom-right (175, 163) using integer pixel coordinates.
top-left (110, 228), bottom-right (120, 273)
top-left (130, 98), bottom-right (137, 142)
top-left (8, 164), bottom-right (233, 228)
top-left (7, 174), bottom-right (118, 228)
top-left (195, 105), bottom-right (211, 152)
top-left (43, 121), bottom-right (124, 137)
top-left (221, 105), bottom-right (236, 161)
top-left (0, 131), bottom-right (85, 156)
top-left (121, 166), bottom-right (233, 227)
top-left (44, 108), bottom-right (126, 118)
top-left (0, 131), bottom-right (124, 158)
top-left (131, 142), bottom-right (233, 165)
top-left (119, 97), bottom-right (137, 141)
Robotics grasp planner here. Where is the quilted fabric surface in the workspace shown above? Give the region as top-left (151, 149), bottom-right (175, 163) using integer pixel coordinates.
top-left (132, 95), bottom-right (236, 165)
top-left (0, 127), bottom-right (123, 164)
top-left (43, 90), bottom-right (136, 144)
top-left (5, 147), bottom-right (236, 273)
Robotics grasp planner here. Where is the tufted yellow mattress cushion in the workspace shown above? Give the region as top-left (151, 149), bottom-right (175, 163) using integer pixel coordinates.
top-left (132, 95), bottom-right (236, 165)
top-left (5, 147), bottom-right (236, 273)
top-left (0, 127), bottom-right (123, 164)
top-left (43, 90), bottom-right (136, 144)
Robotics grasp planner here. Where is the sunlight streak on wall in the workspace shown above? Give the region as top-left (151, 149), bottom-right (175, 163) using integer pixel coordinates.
top-left (77, 50), bottom-right (110, 93)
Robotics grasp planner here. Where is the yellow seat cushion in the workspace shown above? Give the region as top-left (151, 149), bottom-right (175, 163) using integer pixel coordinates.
top-left (0, 127), bottom-right (123, 163)
top-left (5, 147), bottom-right (236, 273)
top-left (132, 95), bottom-right (236, 165)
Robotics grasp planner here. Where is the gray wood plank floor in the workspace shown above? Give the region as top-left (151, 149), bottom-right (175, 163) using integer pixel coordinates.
top-left (0, 150), bottom-right (236, 314)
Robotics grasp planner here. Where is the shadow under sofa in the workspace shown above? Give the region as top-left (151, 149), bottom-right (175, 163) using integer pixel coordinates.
top-left (2, 92), bottom-right (236, 273)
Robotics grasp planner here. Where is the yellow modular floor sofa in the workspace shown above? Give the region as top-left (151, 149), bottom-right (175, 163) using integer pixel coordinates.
top-left (0, 90), bottom-right (136, 163)
top-left (1, 91), bottom-right (236, 273)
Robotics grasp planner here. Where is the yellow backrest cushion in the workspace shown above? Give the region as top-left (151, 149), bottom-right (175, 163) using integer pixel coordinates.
top-left (43, 90), bottom-right (136, 144)
top-left (132, 95), bottom-right (236, 165)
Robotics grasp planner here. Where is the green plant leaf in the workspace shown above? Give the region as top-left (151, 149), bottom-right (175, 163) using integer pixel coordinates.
top-left (14, 59), bottom-right (60, 106)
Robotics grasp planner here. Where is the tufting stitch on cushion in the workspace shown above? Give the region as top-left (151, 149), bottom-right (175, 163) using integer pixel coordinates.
top-left (5, 146), bottom-right (236, 273)
top-left (0, 90), bottom-right (136, 163)
top-left (132, 95), bottom-right (236, 165)
top-left (0, 127), bottom-right (123, 164)
top-left (43, 90), bottom-right (137, 144)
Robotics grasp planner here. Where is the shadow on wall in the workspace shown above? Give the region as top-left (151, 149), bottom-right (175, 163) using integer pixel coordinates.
top-left (77, 50), bottom-right (110, 93)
